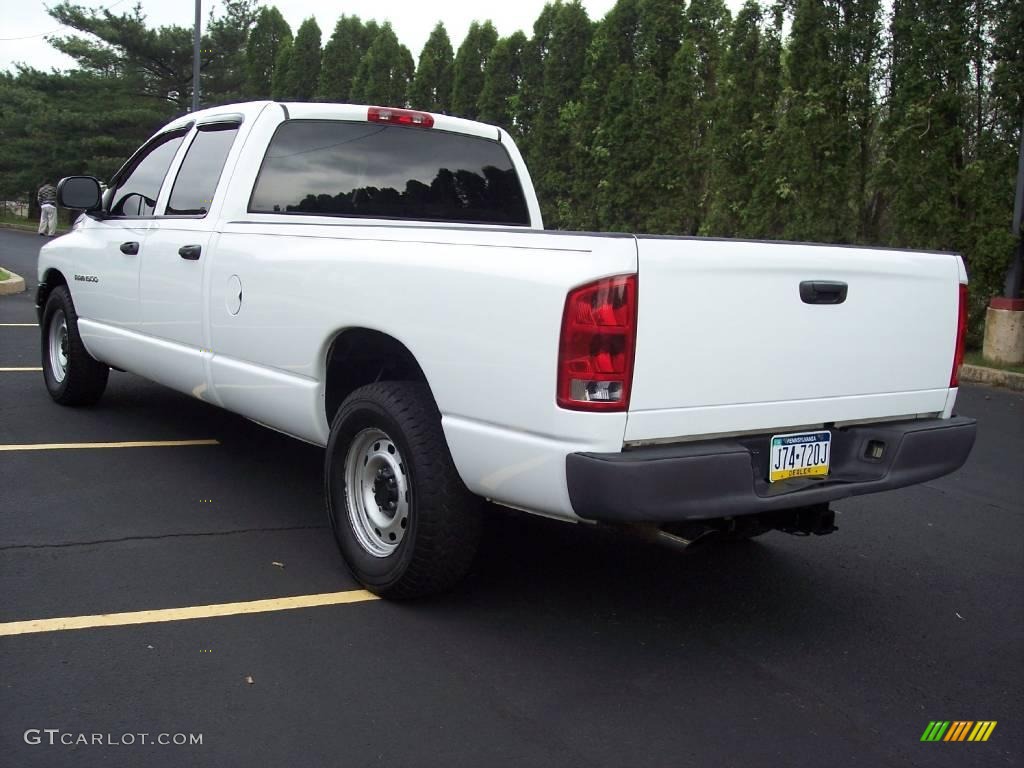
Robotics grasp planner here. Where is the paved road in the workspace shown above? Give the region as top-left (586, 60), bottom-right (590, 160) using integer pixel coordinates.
top-left (1, 228), bottom-right (1021, 767)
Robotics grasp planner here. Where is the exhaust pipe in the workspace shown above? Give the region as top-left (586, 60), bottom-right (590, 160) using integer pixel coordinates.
top-left (619, 522), bottom-right (721, 553)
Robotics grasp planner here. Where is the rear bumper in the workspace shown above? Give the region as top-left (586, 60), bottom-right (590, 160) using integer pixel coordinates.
top-left (566, 416), bottom-right (976, 522)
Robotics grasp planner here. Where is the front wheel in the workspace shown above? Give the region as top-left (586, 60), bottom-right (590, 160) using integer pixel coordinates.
top-left (41, 286), bottom-right (109, 406)
top-left (324, 381), bottom-right (482, 599)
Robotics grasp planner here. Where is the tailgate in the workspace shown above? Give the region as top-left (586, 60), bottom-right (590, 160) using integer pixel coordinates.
top-left (626, 238), bottom-right (961, 443)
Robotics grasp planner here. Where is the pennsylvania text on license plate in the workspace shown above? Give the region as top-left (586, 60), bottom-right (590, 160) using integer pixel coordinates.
top-left (769, 430), bottom-right (831, 482)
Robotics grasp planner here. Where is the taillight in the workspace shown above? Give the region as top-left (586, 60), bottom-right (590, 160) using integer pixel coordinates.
top-left (950, 283), bottom-right (968, 387)
top-left (557, 275), bottom-right (638, 411)
top-left (367, 106), bottom-right (434, 128)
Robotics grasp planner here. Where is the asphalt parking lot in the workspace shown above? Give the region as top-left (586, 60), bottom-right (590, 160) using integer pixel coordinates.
top-left (1, 227), bottom-right (1022, 767)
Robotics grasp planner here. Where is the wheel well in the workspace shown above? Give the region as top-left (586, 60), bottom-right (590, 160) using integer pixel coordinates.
top-left (324, 329), bottom-right (428, 425)
top-left (37, 269), bottom-right (68, 316)
top-left (39, 268), bottom-right (68, 296)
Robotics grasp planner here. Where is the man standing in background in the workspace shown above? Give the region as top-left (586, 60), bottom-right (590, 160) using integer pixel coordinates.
top-left (37, 180), bottom-right (57, 236)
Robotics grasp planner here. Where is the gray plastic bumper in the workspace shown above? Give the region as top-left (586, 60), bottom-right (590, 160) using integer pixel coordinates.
top-left (566, 416), bottom-right (977, 522)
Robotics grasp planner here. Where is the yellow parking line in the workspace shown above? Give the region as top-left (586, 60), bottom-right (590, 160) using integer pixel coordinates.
top-left (0, 439), bottom-right (220, 452)
top-left (0, 367), bottom-right (43, 372)
top-left (0, 590), bottom-right (380, 636)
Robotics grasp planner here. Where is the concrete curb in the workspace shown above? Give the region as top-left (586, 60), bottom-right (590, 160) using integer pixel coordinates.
top-left (0, 268), bottom-right (26, 295)
top-left (960, 364), bottom-right (1024, 392)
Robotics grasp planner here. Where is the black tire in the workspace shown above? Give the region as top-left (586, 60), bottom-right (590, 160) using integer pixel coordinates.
top-left (41, 285), bottom-right (109, 406)
top-left (324, 381), bottom-right (482, 599)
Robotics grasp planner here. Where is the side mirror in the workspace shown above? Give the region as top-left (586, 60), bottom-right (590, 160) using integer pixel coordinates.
top-left (57, 176), bottom-right (103, 212)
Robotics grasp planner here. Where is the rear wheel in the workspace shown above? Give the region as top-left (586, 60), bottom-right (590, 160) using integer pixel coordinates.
top-left (324, 381), bottom-right (482, 598)
top-left (41, 286), bottom-right (108, 406)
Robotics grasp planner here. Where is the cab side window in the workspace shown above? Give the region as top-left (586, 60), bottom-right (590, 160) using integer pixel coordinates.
top-left (165, 125), bottom-right (239, 216)
top-left (109, 131), bottom-right (187, 218)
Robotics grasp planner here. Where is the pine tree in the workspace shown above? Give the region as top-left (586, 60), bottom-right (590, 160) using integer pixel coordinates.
top-left (572, 0), bottom-right (688, 231)
top-left (572, 0), bottom-right (642, 230)
top-left (286, 18), bottom-right (322, 101)
top-left (705, 1), bottom-right (783, 237)
top-left (271, 38), bottom-right (292, 100)
top-left (246, 6), bottom-right (292, 98)
top-left (877, 0), bottom-right (971, 251)
top-left (638, 39), bottom-right (705, 234)
top-left (478, 32), bottom-right (527, 132)
top-left (531, 1), bottom-right (593, 227)
top-left (350, 23), bottom-right (415, 106)
top-left (518, 3), bottom-right (560, 159)
top-left (451, 21), bottom-right (499, 119)
top-left (409, 22), bottom-right (454, 112)
top-left (838, 0), bottom-right (883, 241)
top-left (47, 0), bottom-right (255, 111)
top-left (202, 0), bottom-right (258, 103)
top-left (635, 0), bottom-right (686, 81)
top-left (318, 16), bottom-right (375, 103)
top-left (958, 0), bottom-right (1019, 306)
top-left (741, 2), bottom-right (784, 238)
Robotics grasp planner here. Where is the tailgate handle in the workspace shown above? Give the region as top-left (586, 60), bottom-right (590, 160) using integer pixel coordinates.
top-left (800, 281), bottom-right (847, 305)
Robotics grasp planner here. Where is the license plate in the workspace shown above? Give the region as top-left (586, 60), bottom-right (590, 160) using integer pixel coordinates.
top-left (769, 430), bottom-right (831, 482)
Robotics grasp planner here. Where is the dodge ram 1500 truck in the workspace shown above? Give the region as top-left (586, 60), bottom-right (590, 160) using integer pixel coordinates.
top-left (38, 101), bottom-right (977, 597)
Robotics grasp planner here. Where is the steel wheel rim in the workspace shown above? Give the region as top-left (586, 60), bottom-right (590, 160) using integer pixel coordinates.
top-left (344, 427), bottom-right (410, 558)
top-left (48, 310), bottom-right (68, 383)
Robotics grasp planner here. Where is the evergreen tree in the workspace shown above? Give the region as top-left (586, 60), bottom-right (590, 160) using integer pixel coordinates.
top-left (573, 0), bottom-right (687, 231)
top-left (271, 38), bottom-right (293, 100)
top-left (286, 18), bottom-right (322, 101)
top-left (877, 0), bottom-right (971, 251)
top-left (202, 0), bottom-right (258, 103)
top-left (478, 32), bottom-right (527, 132)
top-left (572, 0), bottom-right (642, 229)
top-left (246, 6), bottom-right (292, 98)
top-left (518, 3), bottom-right (560, 155)
top-left (635, 0), bottom-right (686, 80)
top-left (350, 23), bottom-right (415, 106)
top-left (409, 22), bottom-right (454, 112)
top-left (47, 0), bottom-right (255, 111)
top-left (0, 68), bottom-right (172, 209)
top-left (959, 0), bottom-right (1020, 310)
top-left (451, 21), bottom-right (499, 119)
top-left (705, 1), bottom-right (783, 237)
top-left (990, 0), bottom-right (1024, 143)
top-left (765, 0), bottom-right (855, 242)
top-left (531, 1), bottom-right (593, 227)
top-left (646, 40), bottom-right (706, 234)
top-left (838, 0), bottom-right (884, 241)
top-left (318, 15), bottom-right (375, 103)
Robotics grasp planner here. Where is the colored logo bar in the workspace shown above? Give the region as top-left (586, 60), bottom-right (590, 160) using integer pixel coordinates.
top-left (921, 721), bottom-right (997, 742)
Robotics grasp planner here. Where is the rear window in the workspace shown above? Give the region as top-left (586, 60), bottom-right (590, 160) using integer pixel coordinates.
top-left (249, 120), bottom-right (530, 226)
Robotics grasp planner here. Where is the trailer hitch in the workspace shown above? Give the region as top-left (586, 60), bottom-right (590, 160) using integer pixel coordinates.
top-left (772, 503), bottom-right (838, 536)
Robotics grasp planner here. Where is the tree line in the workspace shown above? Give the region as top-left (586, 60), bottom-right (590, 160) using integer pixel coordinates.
top-left (0, 0), bottom-right (1020, 336)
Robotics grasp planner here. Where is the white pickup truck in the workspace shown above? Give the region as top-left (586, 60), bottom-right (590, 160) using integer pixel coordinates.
top-left (39, 101), bottom-right (976, 597)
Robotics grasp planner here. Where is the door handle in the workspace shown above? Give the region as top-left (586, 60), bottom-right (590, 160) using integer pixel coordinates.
top-left (800, 281), bottom-right (848, 305)
top-left (119, 241), bottom-right (139, 255)
top-left (179, 244), bottom-right (202, 260)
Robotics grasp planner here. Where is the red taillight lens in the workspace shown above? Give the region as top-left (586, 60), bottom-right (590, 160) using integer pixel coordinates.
top-left (951, 283), bottom-right (968, 387)
top-left (557, 275), bottom-right (638, 411)
top-left (367, 106), bottom-right (434, 128)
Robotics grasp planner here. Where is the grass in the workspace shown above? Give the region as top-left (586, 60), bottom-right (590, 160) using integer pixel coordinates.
top-left (964, 350), bottom-right (1024, 375)
top-left (0, 268), bottom-right (9, 281)
top-left (0, 212), bottom-right (32, 226)
top-left (0, 212), bottom-right (70, 233)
